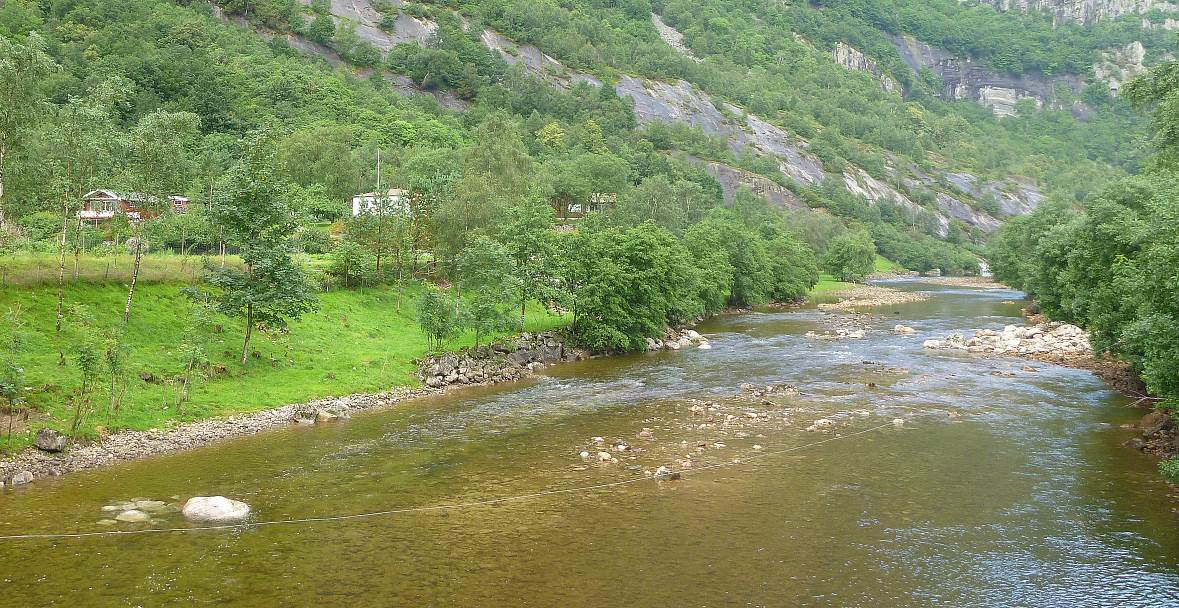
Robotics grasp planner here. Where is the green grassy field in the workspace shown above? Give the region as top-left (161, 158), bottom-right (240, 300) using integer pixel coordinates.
top-left (808, 273), bottom-right (855, 294)
top-left (0, 279), bottom-right (567, 451)
top-left (0, 252), bottom-right (243, 287)
top-left (0, 251), bottom-right (859, 452)
top-left (873, 255), bottom-right (905, 273)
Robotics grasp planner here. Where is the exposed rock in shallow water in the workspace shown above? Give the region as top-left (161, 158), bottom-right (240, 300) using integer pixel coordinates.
top-left (115, 509), bottom-right (150, 523)
top-left (923, 323), bottom-right (1092, 359)
top-left (182, 496), bottom-right (251, 523)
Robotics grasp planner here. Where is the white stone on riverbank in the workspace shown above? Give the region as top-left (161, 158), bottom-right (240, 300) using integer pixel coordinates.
top-left (182, 496), bottom-right (251, 523)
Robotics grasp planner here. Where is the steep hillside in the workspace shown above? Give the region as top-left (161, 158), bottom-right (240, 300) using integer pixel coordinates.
top-left (212, 0), bottom-right (1144, 230)
top-left (0, 0), bottom-right (1151, 271)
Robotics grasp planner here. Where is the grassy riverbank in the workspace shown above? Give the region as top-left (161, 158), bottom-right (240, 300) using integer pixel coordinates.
top-left (0, 281), bottom-right (567, 451)
top-left (0, 256), bottom-right (858, 453)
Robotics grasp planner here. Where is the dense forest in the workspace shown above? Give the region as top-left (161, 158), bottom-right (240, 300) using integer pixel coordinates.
top-left (988, 57), bottom-right (1179, 479)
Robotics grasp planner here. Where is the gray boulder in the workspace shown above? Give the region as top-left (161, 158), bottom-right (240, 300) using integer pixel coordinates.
top-left (8, 470), bottom-right (33, 486)
top-left (34, 428), bottom-right (68, 452)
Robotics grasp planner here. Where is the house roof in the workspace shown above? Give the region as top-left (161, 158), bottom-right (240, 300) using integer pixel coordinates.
top-left (83, 189), bottom-right (156, 203)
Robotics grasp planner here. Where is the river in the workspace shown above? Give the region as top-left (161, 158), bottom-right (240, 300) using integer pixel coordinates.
top-left (1, 280), bottom-right (1176, 606)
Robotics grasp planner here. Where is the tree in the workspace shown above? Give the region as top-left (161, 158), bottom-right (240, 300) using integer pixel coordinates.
top-left (435, 113), bottom-right (532, 264)
top-left (122, 110), bottom-right (201, 325)
top-left (308, 13), bottom-right (336, 44)
top-left (176, 300), bottom-right (214, 412)
top-left (37, 82), bottom-right (123, 335)
top-left (64, 304), bottom-right (100, 441)
top-left (205, 135), bottom-right (318, 365)
top-left (559, 222), bottom-right (701, 351)
top-left (416, 287), bottom-right (458, 350)
top-left (499, 198), bottom-right (559, 323)
top-left (0, 308), bottom-right (27, 449)
top-left (0, 32), bottom-right (56, 230)
top-left (327, 238), bottom-right (371, 288)
top-left (824, 229), bottom-right (876, 282)
top-left (456, 236), bottom-right (516, 349)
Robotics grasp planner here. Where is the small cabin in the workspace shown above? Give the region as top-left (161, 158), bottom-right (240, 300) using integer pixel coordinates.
top-left (79, 190), bottom-right (188, 226)
top-left (553, 192), bottom-right (617, 220)
top-left (351, 189), bottom-right (410, 217)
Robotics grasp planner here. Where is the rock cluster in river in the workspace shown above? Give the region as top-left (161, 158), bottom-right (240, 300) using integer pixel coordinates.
top-left (646, 329), bottom-right (710, 351)
top-left (1122, 409), bottom-right (1179, 457)
top-left (922, 322), bottom-right (1092, 360)
top-left (418, 332), bottom-right (590, 389)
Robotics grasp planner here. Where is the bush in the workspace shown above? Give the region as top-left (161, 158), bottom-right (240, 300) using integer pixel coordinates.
top-left (1160, 457), bottom-right (1179, 484)
top-left (295, 226), bottom-right (336, 255)
top-left (823, 230), bottom-right (876, 282)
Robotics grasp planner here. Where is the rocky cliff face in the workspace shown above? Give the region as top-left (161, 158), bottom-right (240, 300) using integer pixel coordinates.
top-left (685, 157), bottom-right (807, 210)
top-left (974, 0), bottom-right (1179, 26)
top-left (1094, 40), bottom-right (1149, 93)
top-left (833, 42), bottom-right (900, 94)
top-left (891, 34), bottom-right (1082, 117)
top-left (614, 75), bottom-right (1039, 234)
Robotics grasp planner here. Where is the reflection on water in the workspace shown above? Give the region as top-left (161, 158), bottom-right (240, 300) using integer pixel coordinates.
top-left (1, 281), bottom-right (1177, 607)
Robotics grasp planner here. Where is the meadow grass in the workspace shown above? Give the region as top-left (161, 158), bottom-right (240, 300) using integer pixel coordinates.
top-left (873, 255), bottom-right (905, 273)
top-left (808, 273), bottom-right (855, 294)
top-left (0, 251), bottom-right (243, 287)
top-left (0, 279), bottom-right (567, 451)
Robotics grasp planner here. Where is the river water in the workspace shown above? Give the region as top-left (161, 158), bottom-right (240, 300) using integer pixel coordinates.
top-left (1, 281), bottom-right (1177, 607)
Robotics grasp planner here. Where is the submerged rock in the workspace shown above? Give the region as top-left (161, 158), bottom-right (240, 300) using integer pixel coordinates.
top-left (654, 465), bottom-right (681, 481)
top-left (115, 509), bottom-right (151, 523)
top-left (182, 496), bottom-right (251, 523)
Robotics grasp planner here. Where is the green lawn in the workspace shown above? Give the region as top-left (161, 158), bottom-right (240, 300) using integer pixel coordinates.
top-left (873, 255), bottom-right (905, 273)
top-left (0, 279), bottom-right (567, 451)
top-left (0, 251), bottom-right (243, 287)
top-left (808, 273), bottom-right (855, 294)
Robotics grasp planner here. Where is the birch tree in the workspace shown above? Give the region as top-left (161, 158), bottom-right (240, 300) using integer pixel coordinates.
top-left (122, 110), bottom-right (200, 325)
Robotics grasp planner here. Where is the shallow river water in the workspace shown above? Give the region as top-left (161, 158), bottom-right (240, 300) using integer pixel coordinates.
top-left (1, 280), bottom-right (1177, 607)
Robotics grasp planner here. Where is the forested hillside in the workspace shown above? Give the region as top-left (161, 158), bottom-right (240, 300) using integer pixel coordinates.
top-left (0, 0), bottom-right (1156, 267)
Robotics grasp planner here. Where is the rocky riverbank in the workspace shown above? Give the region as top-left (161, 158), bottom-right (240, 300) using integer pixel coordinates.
top-left (920, 318), bottom-right (1174, 459)
top-left (0, 387), bottom-right (441, 487)
top-left (1, 328), bottom-right (716, 487)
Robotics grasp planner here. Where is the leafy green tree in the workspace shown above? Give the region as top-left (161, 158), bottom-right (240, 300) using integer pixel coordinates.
top-left (824, 229), bottom-right (876, 282)
top-left (121, 110), bottom-right (201, 325)
top-left (559, 222), bottom-right (701, 351)
top-left (327, 238), bottom-right (372, 288)
top-left (308, 13), bottom-right (336, 44)
top-left (0, 308), bottom-right (27, 449)
top-left (765, 231), bottom-right (820, 301)
top-left (416, 286), bottom-right (458, 350)
top-left (0, 32), bottom-right (56, 230)
top-left (205, 135), bottom-right (318, 365)
top-left (456, 236), bottom-right (516, 348)
top-left (499, 198), bottom-right (560, 323)
top-left (176, 300), bottom-right (214, 412)
top-left (37, 81), bottom-right (123, 334)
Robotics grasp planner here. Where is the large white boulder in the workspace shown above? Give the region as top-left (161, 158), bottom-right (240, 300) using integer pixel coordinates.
top-left (182, 496), bottom-right (251, 523)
